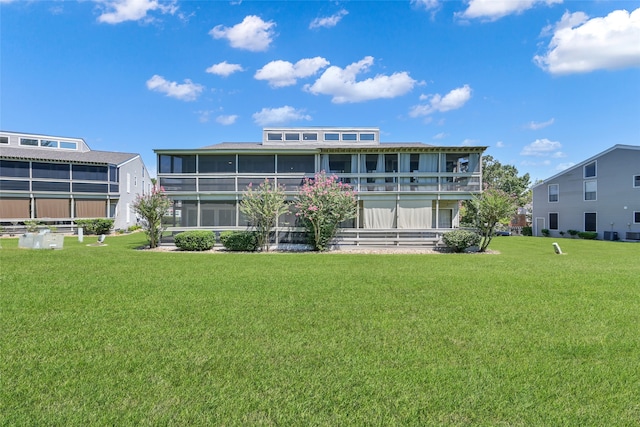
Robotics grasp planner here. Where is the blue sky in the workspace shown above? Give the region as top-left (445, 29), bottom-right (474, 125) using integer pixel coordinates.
top-left (1, 0), bottom-right (639, 181)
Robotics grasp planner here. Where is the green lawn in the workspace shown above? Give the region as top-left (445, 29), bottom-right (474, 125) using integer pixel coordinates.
top-left (1, 234), bottom-right (639, 426)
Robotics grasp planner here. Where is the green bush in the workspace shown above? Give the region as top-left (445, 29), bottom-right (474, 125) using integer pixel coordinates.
top-left (220, 231), bottom-right (258, 252)
top-left (578, 231), bottom-right (598, 240)
top-left (174, 230), bottom-right (215, 251)
top-left (541, 228), bottom-right (550, 237)
top-left (75, 219), bottom-right (114, 235)
top-left (522, 226), bottom-right (532, 236)
top-left (567, 229), bottom-right (579, 237)
top-left (442, 229), bottom-right (481, 253)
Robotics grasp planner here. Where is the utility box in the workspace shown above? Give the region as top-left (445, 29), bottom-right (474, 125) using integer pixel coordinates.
top-left (603, 231), bottom-right (618, 241)
top-left (18, 232), bottom-right (64, 250)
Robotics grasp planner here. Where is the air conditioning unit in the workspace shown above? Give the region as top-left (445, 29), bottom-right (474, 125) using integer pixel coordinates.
top-left (603, 231), bottom-right (618, 241)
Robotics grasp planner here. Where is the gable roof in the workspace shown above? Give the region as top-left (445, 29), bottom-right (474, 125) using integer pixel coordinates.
top-left (0, 145), bottom-right (140, 166)
top-left (532, 144), bottom-right (640, 189)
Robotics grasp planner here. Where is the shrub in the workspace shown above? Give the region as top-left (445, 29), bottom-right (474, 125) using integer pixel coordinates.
top-left (133, 187), bottom-right (172, 249)
top-left (559, 231), bottom-right (565, 237)
top-left (239, 180), bottom-right (288, 252)
top-left (75, 219), bottom-right (114, 235)
top-left (23, 220), bottom-right (42, 233)
top-left (294, 172), bottom-right (357, 251)
top-left (567, 229), bottom-right (579, 238)
top-left (541, 228), bottom-right (550, 237)
top-left (578, 231), bottom-right (598, 240)
top-left (522, 226), bottom-right (533, 236)
top-left (174, 230), bottom-right (215, 251)
top-left (442, 229), bottom-right (481, 253)
top-left (220, 231), bottom-right (258, 252)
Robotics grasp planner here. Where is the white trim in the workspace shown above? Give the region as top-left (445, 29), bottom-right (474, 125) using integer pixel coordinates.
top-left (584, 212), bottom-right (597, 232)
top-left (584, 180), bottom-right (597, 201)
top-left (634, 211), bottom-right (640, 224)
top-left (548, 183), bottom-right (559, 203)
top-left (633, 174), bottom-right (640, 188)
top-left (583, 160), bottom-right (597, 179)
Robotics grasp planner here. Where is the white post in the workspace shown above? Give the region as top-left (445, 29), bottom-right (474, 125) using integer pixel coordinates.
top-left (78, 227), bottom-right (84, 243)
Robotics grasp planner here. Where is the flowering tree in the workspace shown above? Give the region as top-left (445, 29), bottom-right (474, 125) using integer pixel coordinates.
top-left (132, 186), bottom-right (172, 249)
top-left (295, 172), bottom-right (357, 251)
top-left (239, 179), bottom-right (288, 252)
top-left (472, 188), bottom-right (517, 252)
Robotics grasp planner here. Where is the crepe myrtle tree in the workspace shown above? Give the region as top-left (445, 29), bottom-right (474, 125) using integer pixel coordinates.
top-left (294, 171), bottom-right (357, 251)
top-left (132, 186), bottom-right (172, 249)
top-left (472, 188), bottom-right (517, 252)
top-left (239, 179), bottom-right (289, 252)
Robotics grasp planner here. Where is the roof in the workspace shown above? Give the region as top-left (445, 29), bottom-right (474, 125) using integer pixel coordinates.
top-left (532, 144), bottom-right (640, 189)
top-left (155, 141), bottom-right (487, 154)
top-left (0, 145), bottom-right (140, 166)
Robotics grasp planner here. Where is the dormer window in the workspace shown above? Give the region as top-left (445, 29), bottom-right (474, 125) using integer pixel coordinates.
top-left (584, 161), bottom-right (596, 178)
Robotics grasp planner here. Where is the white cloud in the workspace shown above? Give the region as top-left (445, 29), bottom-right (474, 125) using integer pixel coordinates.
top-left (255, 57), bottom-right (329, 88)
top-left (209, 15), bottom-right (276, 52)
top-left (205, 61), bottom-right (244, 77)
top-left (309, 9), bottom-right (348, 29)
top-left (96, 0), bottom-right (178, 24)
top-left (146, 75), bottom-right (204, 101)
top-left (534, 8), bottom-right (640, 74)
top-left (433, 132), bottom-right (448, 139)
top-left (462, 138), bottom-right (479, 146)
top-left (197, 110), bottom-right (213, 123)
top-left (304, 56), bottom-right (416, 103)
top-left (520, 138), bottom-right (562, 156)
top-left (252, 106), bottom-right (311, 126)
top-left (216, 115), bottom-right (238, 125)
top-left (412, 0), bottom-right (440, 10)
top-left (495, 141), bottom-right (505, 148)
top-left (457, 0), bottom-right (561, 22)
top-left (526, 118), bottom-right (555, 130)
top-left (555, 162), bottom-right (575, 171)
top-left (409, 84), bottom-right (472, 117)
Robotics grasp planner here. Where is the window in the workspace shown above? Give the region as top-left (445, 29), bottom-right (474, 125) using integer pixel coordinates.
top-left (20, 138), bottom-right (38, 146)
top-left (59, 141), bottom-right (77, 150)
top-left (0, 179), bottom-right (30, 191)
top-left (0, 136), bottom-right (8, 144)
top-left (285, 133), bottom-right (300, 141)
top-left (276, 155), bottom-right (314, 173)
top-left (342, 133), bottom-right (357, 141)
top-left (40, 139), bottom-right (58, 148)
top-left (584, 161), bottom-right (596, 178)
top-left (158, 177), bottom-right (196, 192)
top-left (267, 133), bottom-right (282, 141)
top-left (585, 212), bottom-right (597, 232)
top-left (0, 160), bottom-right (30, 177)
top-left (73, 183), bottom-right (108, 193)
top-left (324, 133), bottom-right (339, 141)
top-left (634, 211), bottom-right (640, 224)
top-left (303, 133), bottom-right (318, 141)
top-left (360, 133), bottom-right (375, 141)
top-left (72, 164), bottom-right (108, 181)
top-left (199, 155), bottom-right (236, 173)
top-left (634, 175), bottom-right (640, 188)
top-left (584, 180), bottom-right (597, 201)
top-left (548, 184), bottom-right (559, 202)
top-left (549, 213), bottom-right (558, 230)
top-left (238, 155), bottom-right (275, 173)
top-left (109, 165), bottom-right (118, 182)
top-left (32, 181), bottom-right (70, 192)
top-left (158, 155), bottom-right (196, 173)
top-left (32, 162), bottom-right (70, 179)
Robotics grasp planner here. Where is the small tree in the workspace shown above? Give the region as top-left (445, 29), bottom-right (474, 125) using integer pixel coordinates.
top-left (239, 179), bottom-right (288, 252)
top-left (294, 172), bottom-right (357, 251)
top-left (472, 188), bottom-right (517, 252)
top-left (132, 186), bottom-right (172, 249)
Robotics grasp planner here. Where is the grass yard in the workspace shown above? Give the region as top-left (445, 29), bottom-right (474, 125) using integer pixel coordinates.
top-left (1, 234), bottom-right (639, 426)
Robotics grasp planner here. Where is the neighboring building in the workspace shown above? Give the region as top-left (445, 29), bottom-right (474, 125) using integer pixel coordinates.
top-left (531, 144), bottom-right (640, 240)
top-left (0, 131), bottom-right (151, 231)
top-left (154, 127), bottom-right (486, 246)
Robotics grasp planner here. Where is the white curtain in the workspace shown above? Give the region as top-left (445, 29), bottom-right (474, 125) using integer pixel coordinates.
top-left (363, 200), bottom-right (396, 228)
top-left (320, 154), bottom-right (330, 173)
top-left (419, 154), bottom-right (439, 172)
top-left (468, 153), bottom-right (479, 173)
top-left (350, 154), bottom-right (358, 173)
top-left (399, 154), bottom-right (412, 185)
top-left (397, 200), bottom-right (432, 229)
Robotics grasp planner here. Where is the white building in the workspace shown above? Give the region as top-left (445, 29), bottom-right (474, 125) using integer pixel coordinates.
top-left (155, 127), bottom-right (486, 246)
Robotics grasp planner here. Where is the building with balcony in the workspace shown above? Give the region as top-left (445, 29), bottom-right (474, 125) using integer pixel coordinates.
top-left (154, 127), bottom-right (486, 246)
top-left (0, 131), bottom-right (151, 231)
